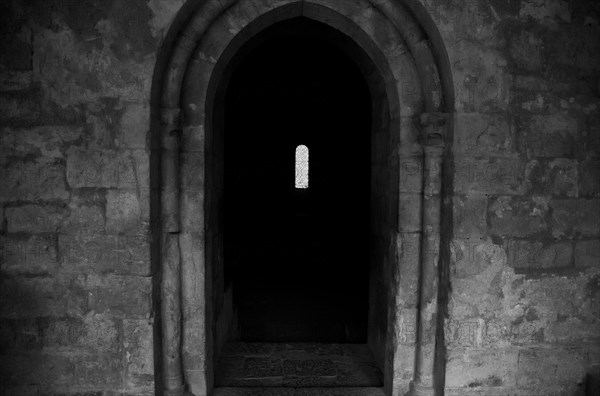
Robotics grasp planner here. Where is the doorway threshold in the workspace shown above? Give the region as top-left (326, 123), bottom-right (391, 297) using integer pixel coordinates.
top-left (215, 342), bottom-right (383, 394)
top-left (213, 387), bottom-right (385, 395)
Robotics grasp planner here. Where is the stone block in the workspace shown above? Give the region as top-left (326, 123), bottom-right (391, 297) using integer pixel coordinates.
top-left (551, 199), bottom-right (600, 238)
top-left (0, 318), bottom-right (41, 352)
top-left (0, 235), bottom-right (58, 275)
top-left (73, 353), bottom-right (122, 388)
top-left (445, 348), bottom-right (518, 388)
top-left (451, 239), bottom-right (501, 278)
top-left (0, 353), bottom-right (74, 386)
top-left (517, 347), bottom-right (587, 390)
top-left (66, 148), bottom-right (140, 189)
top-left (0, 276), bottom-right (87, 318)
top-left (119, 102), bottom-right (149, 148)
top-left (519, 114), bottom-right (579, 158)
top-left (59, 234), bottom-right (150, 276)
top-left (507, 27), bottom-right (547, 72)
top-left (550, 23), bottom-right (600, 74)
top-left (506, 240), bottom-right (573, 269)
top-left (454, 113), bottom-right (513, 155)
top-left (525, 158), bottom-right (579, 197)
top-left (39, 313), bottom-right (118, 352)
top-left (5, 204), bottom-right (68, 233)
top-left (579, 160), bottom-right (600, 198)
top-left (123, 319), bottom-right (154, 376)
top-left (0, 90), bottom-right (41, 125)
top-left (0, 70), bottom-right (32, 92)
top-left (85, 275), bottom-right (152, 318)
top-left (0, 158), bottom-right (69, 202)
top-left (0, 126), bottom-right (82, 158)
top-left (575, 240), bottom-right (600, 268)
top-left (449, 41), bottom-right (510, 113)
top-left (519, 0), bottom-right (572, 24)
top-left (536, 242), bottom-right (573, 268)
top-left (489, 196), bottom-right (548, 237)
top-left (453, 195), bottom-right (487, 238)
top-left (106, 189), bottom-right (143, 234)
top-left (454, 156), bottom-right (525, 195)
top-left (61, 199), bottom-right (105, 234)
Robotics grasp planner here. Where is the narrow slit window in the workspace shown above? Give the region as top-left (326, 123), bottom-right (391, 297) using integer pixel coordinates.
top-left (295, 145), bottom-right (309, 189)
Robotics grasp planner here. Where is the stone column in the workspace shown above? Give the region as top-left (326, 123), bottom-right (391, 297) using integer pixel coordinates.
top-left (160, 108), bottom-right (185, 396)
top-left (408, 113), bottom-right (447, 396)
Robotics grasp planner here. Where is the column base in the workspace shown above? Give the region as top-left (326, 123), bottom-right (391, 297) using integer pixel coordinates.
top-left (164, 386), bottom-right (185, 396)
top-left (406, 381), bottom-right (435, 396)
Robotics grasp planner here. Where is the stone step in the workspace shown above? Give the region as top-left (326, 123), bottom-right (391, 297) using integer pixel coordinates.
top-left (213, 387), bottom-right (386, 396)
top-left (216, 343), bottom-right (383, 388)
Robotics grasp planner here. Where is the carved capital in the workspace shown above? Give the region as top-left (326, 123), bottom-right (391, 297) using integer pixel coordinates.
top-left (418, 112), bottom-right (449, 148)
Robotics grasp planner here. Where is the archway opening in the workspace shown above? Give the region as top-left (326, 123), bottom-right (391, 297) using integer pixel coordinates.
top-left (210, 17), bottom-right (392, 388)
top-left (224, 19), bottom-right (372, 343)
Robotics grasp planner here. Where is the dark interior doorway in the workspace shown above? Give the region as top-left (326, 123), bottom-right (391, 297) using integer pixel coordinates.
top-left (223, 19), bottom-right (372, 343)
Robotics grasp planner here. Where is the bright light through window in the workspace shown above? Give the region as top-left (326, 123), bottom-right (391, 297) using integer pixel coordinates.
top-left (295, 145), bottom-right (309, 189)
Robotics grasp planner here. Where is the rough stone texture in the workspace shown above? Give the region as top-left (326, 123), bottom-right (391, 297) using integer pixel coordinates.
top-left (0, 0), bottom-right (598, 395)
top-left (442, 0), bottom-right (600, 393)
top-left (0, 1), bottom-right (160, 394)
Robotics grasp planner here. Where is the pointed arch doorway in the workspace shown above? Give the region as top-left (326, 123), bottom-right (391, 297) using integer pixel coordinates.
top-left (223, 18), bottom-right (372, 344)
top-left (153, 1), bottom-right (453, 395)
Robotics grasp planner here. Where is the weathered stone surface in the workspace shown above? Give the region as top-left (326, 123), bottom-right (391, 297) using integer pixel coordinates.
top-left (579, 160), bottom-right (600, 197)
top-left (0, 234), bottom-right (58, 275)
top-left (454, 113), bottom-right (513, 155)
top-left (0, 126), bottom-right (82, 158)
top-left (62, 195), bottom-right (105, 234)
top-left (519, 114), bottom-right (580, 158)
top-left (398, 156), bottom-right (423, 193)
top-left (445, 348), bottom-right (518, 388)
top-left (489, 196), bottom-right (548, 237)
top-left (40, 313), bottom-right (118, 352)
top-left (5, 204), bottom-right (68, 233)
top-left (105, 189), bottom-right (143, 234)
top-left (506, 240), bottom-right (574, 270)
top-left (66, 148), bottom-right (140, 189)
top-left (85, 274), bottom-right (152, 318)
top-left (59, 233), bottom-right (150, 276)
top-left (508, 27), bottom-right (547, 72)
top-left (453, 195), bottom-right (487, 238)
top-left (73, 353), bottom-right (122, 387)
top-left (123, 319), bottom-right (154, 375)
top-left (119, 102), bottom-right (149, 149)
top-left (551, 199), bottom-right (600, 237)
top-left (455, 157), bottom-right (525, 195)
top-left (0, 354), bottom-right (74, 386)
top-left (450, 41), bottom-right (510, 113)
top-left (574, 240), bottom-right (600, 268)
top-left (516, 348), bottom-right (587, 390)
top-left (525, 158), bottom-right (579, 197)
top-left (398, 193), bottom-right (422, 232)
top-left (0, 158), bottom-right (69, 202)
top-left (0, 276), bottom-right (87, 318)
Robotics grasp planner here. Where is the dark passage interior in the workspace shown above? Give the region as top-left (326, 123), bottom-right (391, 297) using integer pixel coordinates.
top-left (223, 19), bottom-right (372, 344)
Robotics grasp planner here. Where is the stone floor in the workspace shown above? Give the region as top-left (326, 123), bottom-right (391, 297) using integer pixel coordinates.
top-left (215, 342), bottom-right (383, 393)
top-left (213, 387), bottom-right (385, 395)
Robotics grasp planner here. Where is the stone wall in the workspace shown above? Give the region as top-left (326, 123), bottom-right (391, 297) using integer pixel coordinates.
top-left (433, 0), bottom-right (600, 394)
top-left (0, 0), bottom-right (184, 394)
top-left (0, 0), bottom-right (598, 395)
